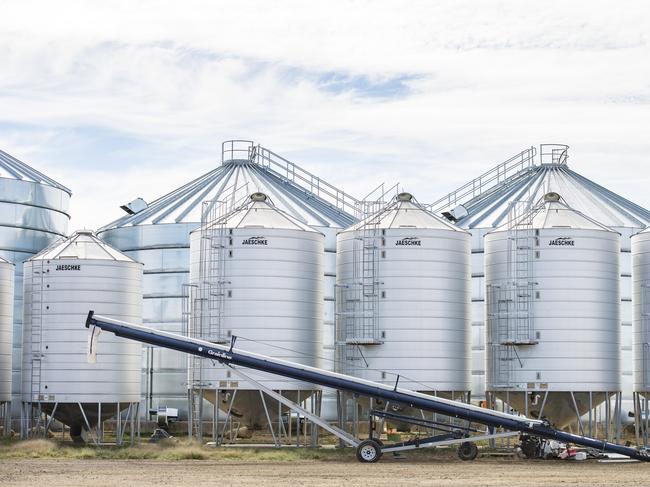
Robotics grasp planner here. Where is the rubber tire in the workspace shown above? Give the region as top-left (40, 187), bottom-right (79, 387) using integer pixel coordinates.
top-left (356, 439), bottom-right (383, 463)
top-left (457, 441), bottom-right (479, 461)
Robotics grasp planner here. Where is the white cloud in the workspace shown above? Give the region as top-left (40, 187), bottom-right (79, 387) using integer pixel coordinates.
top-left (0, 1), bottom-right (649, 229)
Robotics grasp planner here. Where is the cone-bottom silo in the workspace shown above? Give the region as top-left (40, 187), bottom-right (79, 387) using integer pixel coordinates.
top-left (21, 231), bottom-right (142, 442)
top-left (485, 193), bottom-right (621, 431)
top-left (0, 257), bottom-right (14, 435)
top-left (632, 227), bottom-right (650, 444)
top-left (188, 193), bottom-right (324, 432)
top-left (336, 193), bottom-right (471, 427)
top-left (98, 141), bottom-right (356, 423)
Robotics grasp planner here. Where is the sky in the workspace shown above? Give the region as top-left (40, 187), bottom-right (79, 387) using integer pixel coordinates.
top-left (0, 0), bottom-right (649, 230)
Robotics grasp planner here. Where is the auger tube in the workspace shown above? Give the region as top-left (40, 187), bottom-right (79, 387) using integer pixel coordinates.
top-left (85, 311), bottom-right (650, 461)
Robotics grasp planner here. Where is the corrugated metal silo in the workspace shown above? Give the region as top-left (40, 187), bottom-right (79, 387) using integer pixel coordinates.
top-left (0, 257), bottom-right (14, 431)
top-left (188, 192), bottom-right (323, 429)
top-left (0, 150), bottom-right (71, 420)
top-left (632, 227), bottom-right (650, 442)
top-left (632, 227), bottom-right (650, 398)
top-left (485, 192), bottom-right (620, 428)
top-left (97, 141), bottom-right (357, 419)
top-left (336, 193), bottom-right (471, 399)
top-left (21, 230), bottom-right (142, 440)
top-left (429, 145), bottom-right (650, 420)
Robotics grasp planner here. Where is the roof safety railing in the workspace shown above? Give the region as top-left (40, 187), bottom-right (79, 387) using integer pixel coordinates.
top-left (200, 180), bottom-right (252, 223)
top-left (250, 143), bottom-right (360, 216)
top-left (539, 144), bottom-right (569, 165)
top-left (427, 146), bottom-right (537, 215)
top-left (220, 139), bottom-right (360, 216)
top-left (355, 182), bottom-right (401, 221)
top-left (222, 140), bottom-right (256, 163)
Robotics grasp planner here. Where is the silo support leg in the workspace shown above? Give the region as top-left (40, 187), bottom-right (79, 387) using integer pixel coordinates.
top-left (77, 402), bottom-right (98, 445)
top-left (2, 403), bottom-right (8, 438)
top-left (20, 402), bottom-right (27, 439)
top-left (278, 390), bottom-right (288, 444)
top-left (614, 392), bottom-right (622, 443)
top-left (132, 402), bottom-right (140, 446)
top-left (352, 393), bottom-right (359, 440)
top-left (311, 391), bottom-right (321, 447)
top-left (645, 396), bottom-right (650, 446)
top-left (336, 391), bottom-right (344, 448)
top-left (588, 392), bottom-right (593, 438)
top-left (97, 403), bottom-right (102, 443)
top-left (634, 393), bottom-right (641, 446)
top-left (569, 392), bottom-right (585, 436)
top-left (44, 402), bottom-right (58, 436)
top-left (211, 397), bottom-right (218, 444)
top-left (486, 392), bottom-right (496, 448)
top-left (296, 390), bottom-right (300, 447)
top-left (218, 389), bottom-right (237, 444)
top-left (605, 393), bottom-right (611, 441)
top-left (259, 390), bottom-right (278, 447)
top-left (377, 400), bottom-right (390, 437)
top-left (119, 403), bottom-right (134, 446)
top-left (536, 391), bottom-right (549, 420)
top-left (116, 402), bottom-right (121, 445)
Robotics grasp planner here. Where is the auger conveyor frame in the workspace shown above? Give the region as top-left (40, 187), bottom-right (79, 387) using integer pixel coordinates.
top-left (85, 312), bottom-right (650, 462)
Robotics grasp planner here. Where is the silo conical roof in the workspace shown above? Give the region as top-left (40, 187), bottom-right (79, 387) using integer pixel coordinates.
top-left (432, 146), bottom-right (650, 230)
top-left (208, 193), bottom-right (322, 233)
top-left (0, 149), bottom-right (71, 195)
top-left (99, 142), bottom-right (357, 231)
top-left (347, 192), bottom-right (467, 232)
top-left (30, 230), bottom-right (136, 262)
top-left (492, 193), bottom-right (617, 233)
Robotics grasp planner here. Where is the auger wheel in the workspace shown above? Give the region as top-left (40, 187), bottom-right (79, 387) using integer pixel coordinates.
top-left (356, 439), bottom-right (383, 463)
top-left (457, 441), bottom-right (479, 461)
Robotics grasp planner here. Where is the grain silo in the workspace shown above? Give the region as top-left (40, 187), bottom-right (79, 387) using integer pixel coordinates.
top-left (429, 144), bottom-right (650, 421)
top-left (0, 150), bottom-right (71, 422)
top-left (97, 141), bottom-right (357, 420)
top-left (485, 192), bottom-right (620, 429)
top-left (187, 192), bottom-right (324, 432)
top-left (632, 227), bottom-right (650, 443)
top-left (336, 193), bottom-right (471, 403)
top-left (0, 257), bottom-right (14, 434)
top-left (21, 230), bottom-right (142, 442)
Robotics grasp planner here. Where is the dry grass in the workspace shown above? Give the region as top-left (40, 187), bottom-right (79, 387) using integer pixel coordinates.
top-left (0, 438), bottom-right (356, 462)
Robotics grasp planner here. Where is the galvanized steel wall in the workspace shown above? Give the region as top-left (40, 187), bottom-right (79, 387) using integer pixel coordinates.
top-left (0, 259), bottom-right (14, 403)
top-left (98, 223), bottom-right (195, 416)
top-left (0, 176), bottom-right (70, 411)
top-left (188, 226), bottom-right (324, 391)
top-left (485, 227), bottom-right (620, 392)
top-left (632, 229), bottom-right (650, 394)
top-left (336, 227), bottom-right (472, 393)
top-left (22, 257), bottom-right (142, 406)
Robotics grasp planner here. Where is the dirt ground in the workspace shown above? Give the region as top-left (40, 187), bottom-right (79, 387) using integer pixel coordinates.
top-left (1, 457), bottom-right (649, 486)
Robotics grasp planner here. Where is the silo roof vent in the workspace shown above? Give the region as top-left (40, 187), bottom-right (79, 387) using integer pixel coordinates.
top-left (544, 192), bottom-right (561, 202)
top-left (397, 192), bottom-right (413, 202)
top-left (250, 192), bottom-right (268, 202)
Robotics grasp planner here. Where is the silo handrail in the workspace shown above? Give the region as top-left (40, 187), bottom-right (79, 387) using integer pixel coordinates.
top-left (252, 144), bottom-right (360, 216)
top-left (427, 146), bottom-right (537, 214)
